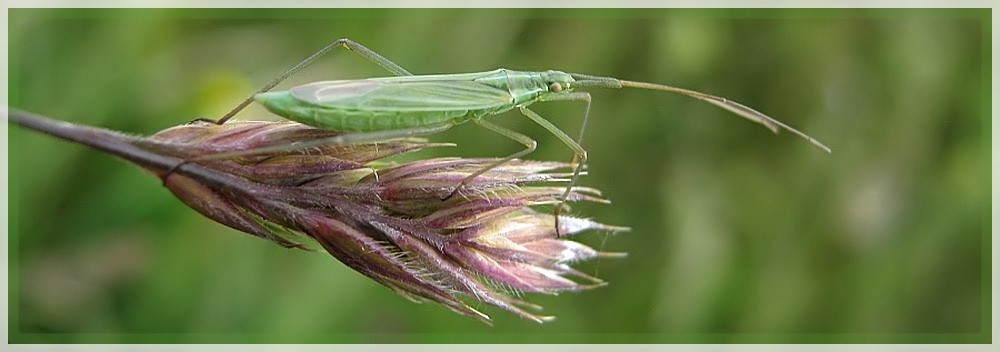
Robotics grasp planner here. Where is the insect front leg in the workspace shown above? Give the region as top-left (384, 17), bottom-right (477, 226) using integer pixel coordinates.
top-left (516, 106), bottom-right (589, 237)
top-left (539, 91), bottom-right (593, 164)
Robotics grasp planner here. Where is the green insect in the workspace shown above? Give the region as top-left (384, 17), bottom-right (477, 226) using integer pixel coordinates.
top-left (180, 38), bottom-right (830, 229)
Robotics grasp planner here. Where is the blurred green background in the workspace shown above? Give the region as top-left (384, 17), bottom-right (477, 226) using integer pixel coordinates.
top-left (9, 9), bottom-right (987, 342)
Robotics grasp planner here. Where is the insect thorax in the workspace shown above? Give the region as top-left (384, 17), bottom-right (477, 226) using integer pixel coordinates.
top-left (473, 69), bottom-right (554, 106)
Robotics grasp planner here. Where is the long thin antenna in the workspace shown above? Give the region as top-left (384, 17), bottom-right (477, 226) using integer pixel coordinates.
top-left (570, 73), bottom-right (831, 154)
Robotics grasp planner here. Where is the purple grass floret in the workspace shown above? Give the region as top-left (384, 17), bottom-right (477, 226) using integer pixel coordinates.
top-left (11, 112), bottom-right (628, 324)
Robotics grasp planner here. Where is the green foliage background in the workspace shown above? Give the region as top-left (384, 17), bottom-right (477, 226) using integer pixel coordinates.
top-left (9, 9), bottom-right (988, 342)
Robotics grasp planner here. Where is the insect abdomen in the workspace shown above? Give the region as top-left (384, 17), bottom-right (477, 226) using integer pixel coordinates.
top-left (255, 91), bottom-right (469, 132)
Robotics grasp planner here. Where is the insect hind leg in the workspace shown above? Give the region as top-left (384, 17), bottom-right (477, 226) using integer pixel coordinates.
top-left (164, 38), bottom-right (416, 183)
top-left (214, 38), bottom-right (414, 126)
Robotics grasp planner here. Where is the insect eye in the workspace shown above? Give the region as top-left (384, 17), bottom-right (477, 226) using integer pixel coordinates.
top-left (549, 82), bottom-right (563, 93)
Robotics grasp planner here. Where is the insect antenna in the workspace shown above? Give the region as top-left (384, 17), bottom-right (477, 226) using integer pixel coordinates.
top-left (569, 73), bottom-right (832, 153)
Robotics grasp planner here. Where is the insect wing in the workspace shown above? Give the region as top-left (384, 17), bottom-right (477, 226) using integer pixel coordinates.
top-left (290, 79), bottom-right (513, 112)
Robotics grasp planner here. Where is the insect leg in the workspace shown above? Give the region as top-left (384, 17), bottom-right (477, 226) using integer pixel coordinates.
top-left (539, 92), bottom-right (593, 163)
top-left (517, 106), bottom-right (589, 237)
top-left (442, 118), bottom-right (537, 201)
top-left (214, 38), bottom-right (413, 125)
top-left (167, 39), bottom-right (417, 183)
